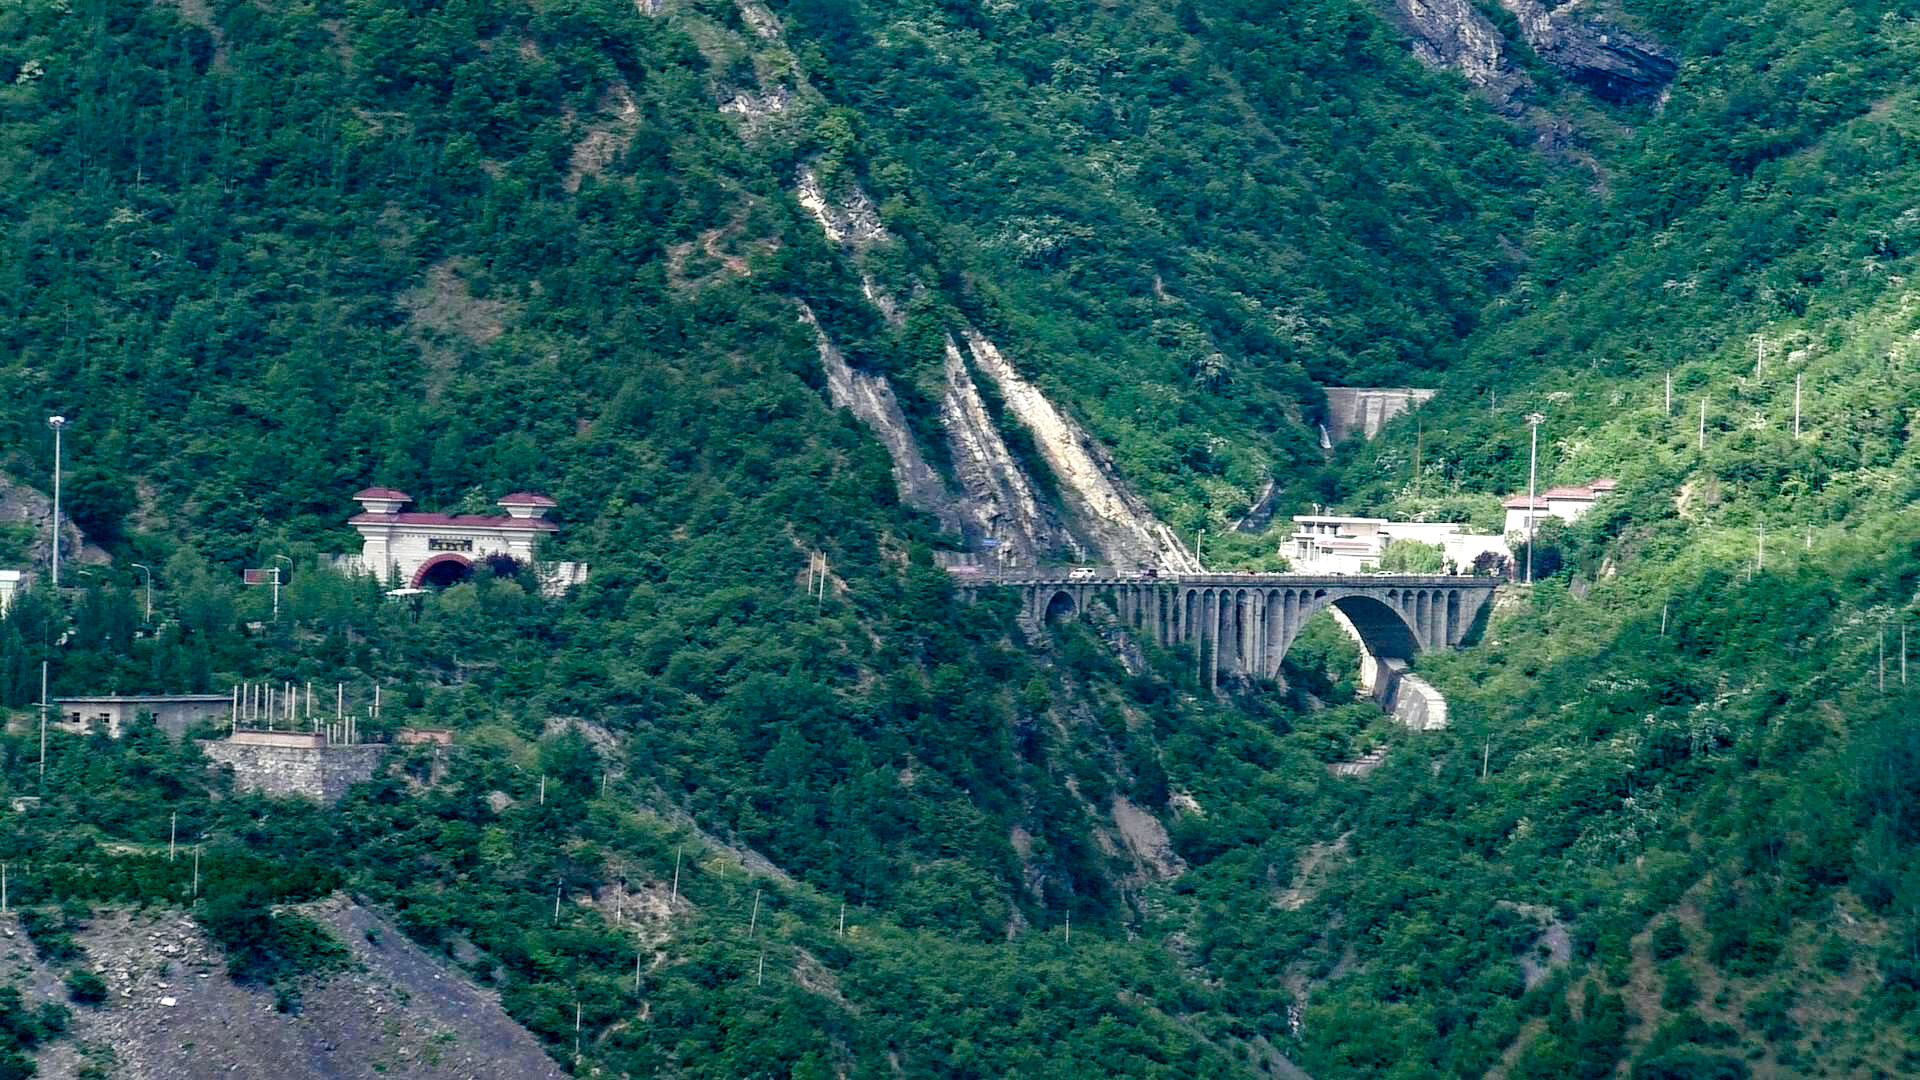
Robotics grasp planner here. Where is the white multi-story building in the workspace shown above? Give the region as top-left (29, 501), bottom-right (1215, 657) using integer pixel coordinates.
top-left (1286, 515), bottom-right (1509, 575)
top-left (0, 569), bottom-right (20, 615)
top-left (336, 487), bottom-right (588, 594)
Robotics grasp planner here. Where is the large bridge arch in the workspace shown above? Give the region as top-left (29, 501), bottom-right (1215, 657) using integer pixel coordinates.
top-left (973, 573), bottom-right (1496, 687)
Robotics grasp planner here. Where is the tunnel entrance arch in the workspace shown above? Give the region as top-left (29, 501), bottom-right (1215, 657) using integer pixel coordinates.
top-left (412, 554), bottom-right (474, 589)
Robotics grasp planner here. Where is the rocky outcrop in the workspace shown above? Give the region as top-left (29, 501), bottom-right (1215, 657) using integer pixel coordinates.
top-left (1498, 0), bottom-right (1676, 104)
top-left (20, 900), bottom-right (567, 1079)
top-left (708, 0), bottom-right (1196, 571)
top-left (939, 338), bottom-right (1079, 566)
top-left (1393, 0), bottom-right (1533, 104)
top-left (0, 472), bottom-right (109, 580)
top-left (959, 330), bottom-right (1198, 572)
top-left (1387, 0), bottom-right (1675, 108)
top-left (803, 304), bottom-right (975, 540)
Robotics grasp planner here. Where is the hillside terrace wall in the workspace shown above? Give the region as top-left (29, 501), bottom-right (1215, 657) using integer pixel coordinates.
top-left (200, 740), bottom-right (388, 803)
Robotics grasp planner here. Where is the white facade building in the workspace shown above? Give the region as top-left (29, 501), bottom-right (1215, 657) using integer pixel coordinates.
top-left (336, 488), bottom-right (588, 594)
top-left (1287, 516), bottom-right (1509, 575)
top-left (0, 569), bottom-right (20, 615)
top-left (1502, 479), bottom-right (1617, 537)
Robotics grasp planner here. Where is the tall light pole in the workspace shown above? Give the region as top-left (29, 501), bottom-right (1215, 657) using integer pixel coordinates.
top-left (1525, 413), bottom-right (1545, 585)
top-left (1195, 528), bottom-right (1205, 573)
top-left (272, 554), bottom-right (293, 621)
top-left (45, 416), bottom-right (66, 588)
top-left (130, 563), bottom-right (153, 623)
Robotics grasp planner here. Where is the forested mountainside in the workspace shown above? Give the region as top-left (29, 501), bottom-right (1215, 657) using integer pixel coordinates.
top-left (2, 0), bottom-right (1920, 1074)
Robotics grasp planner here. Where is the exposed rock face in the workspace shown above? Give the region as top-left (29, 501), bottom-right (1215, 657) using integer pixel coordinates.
top-left (1497, 0), bottom-right (1677, 104)
top-left (0, 472), bottom-right (109, 581)
top-left (959, 330), bottom-right (1198, 572)
top-left (803, 304), bottom-right (975, 540)
top-left (1387, 0), bottom-right (1674, 108)
top-left (22, 900), bottom-right (567, 1079)
top-left (939, 337), bottom-right (1079, 566)
top-left (712, 0), bottom-right (1197, 571)
top-left (1395, 0), bottom-right (1533, 104)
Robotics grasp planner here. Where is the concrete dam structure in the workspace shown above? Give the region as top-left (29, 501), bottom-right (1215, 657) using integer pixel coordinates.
top-left (1322, 388), bottom-right (1437, 445)
top-left (960, 573), bottom-right (1497, 683)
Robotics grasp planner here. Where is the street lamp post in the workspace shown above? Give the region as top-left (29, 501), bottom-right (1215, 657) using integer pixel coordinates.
top-left (130, 562), bottom-right (153, 623)
top-left (272, 554), bottom-right (293, 621)
top-left (1525, 413), bottom-right (1545, 585)
top-left (1196, 528), bottom-right (1205, 573)
top-left (45, 416), bottom-right (66, 588)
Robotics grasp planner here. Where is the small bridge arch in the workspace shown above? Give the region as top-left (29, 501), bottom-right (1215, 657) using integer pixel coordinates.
top-left (1042, 589), bottom-right (1078, 625)
top-left (960, 573), bottom-right (1496, 685)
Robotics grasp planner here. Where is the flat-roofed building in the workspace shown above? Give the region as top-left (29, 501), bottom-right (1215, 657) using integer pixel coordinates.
top-left (55, 694), bottom-right (234, 739)
top-left (1288, 515), bottom-right (1510, 575)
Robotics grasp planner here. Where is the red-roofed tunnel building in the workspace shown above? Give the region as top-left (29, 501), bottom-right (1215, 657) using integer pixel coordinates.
top-left (337, 488), bottom-right (587, 594)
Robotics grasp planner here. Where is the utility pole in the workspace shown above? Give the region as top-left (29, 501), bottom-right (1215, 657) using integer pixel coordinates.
top-left (1794, 374), bottom-right (1802, 439)
top-left (39, 661), bottom-right (49, 781)
top-left (170, 811), bottom-right (178, 861)
top-left (1195, 528), bottom-right (1205, 573)
top-left (1665, 372), bottom-right (1672, 416)
top-left (1699, 397), bottom-right (1707, 450)
top-left (1413, 418), bottom-right (1423, 492)
top-left (1757, 525), bottom-right (1764, 572)
top-left (838, 903), bottom-right (846, 938)
top-left (671, 846), bottom-right (681, 907)
top-left (554, 879), bottom-right (563, 924)
top-left (46, 416), bottom-right (66, 588)
top-left (1879, 630), bottom-right (1886, 692)
top-left (1661, 603), bottom-right (1668, 637)
top-left (748, 889), bottom-right (760, 936)
top-left (131, 562), bottom-right (153, 623)
top-left (1525, 414), bottom-right (1545, 585)
top-left (192, 845), bottom-right (201, 898)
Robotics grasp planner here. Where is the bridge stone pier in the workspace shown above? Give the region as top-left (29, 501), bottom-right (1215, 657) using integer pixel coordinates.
top-left (959, 574), bottom-right (1498, 683)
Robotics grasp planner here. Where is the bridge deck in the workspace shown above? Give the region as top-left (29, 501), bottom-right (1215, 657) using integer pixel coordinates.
top-left (953, 572), bottom-right (1496, 588)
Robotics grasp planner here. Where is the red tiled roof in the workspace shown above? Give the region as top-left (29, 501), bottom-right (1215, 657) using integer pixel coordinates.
top-left (1541, 485), bottom-right (1599, 500)
top-left (1503, 495), bottom-right (1548, 509)
top-left (349, 512), bottom-right (557, 531)
top-left (497, 492), bottom-right (557, 507)
top-left (353, 487), bottom-right (413, 501)
top-left (1589, 478), bottom-right (1619, 491)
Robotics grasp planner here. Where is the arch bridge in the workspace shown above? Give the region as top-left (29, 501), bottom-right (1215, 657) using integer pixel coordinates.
top-left (958, 573), bottom-right (1498, 682)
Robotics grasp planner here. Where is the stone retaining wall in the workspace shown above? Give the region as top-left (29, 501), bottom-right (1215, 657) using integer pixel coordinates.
top-left (200, 741), bottom-right (388, 803)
